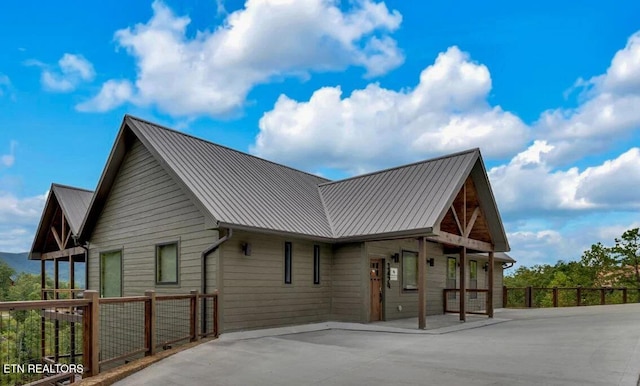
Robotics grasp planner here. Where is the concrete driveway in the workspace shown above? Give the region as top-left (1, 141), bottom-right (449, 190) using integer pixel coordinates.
top-left (115, 304), bottom-right (640, 386)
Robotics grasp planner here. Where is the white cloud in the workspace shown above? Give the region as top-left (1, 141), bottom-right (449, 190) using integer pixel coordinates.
top-left (535, 31), bottom-right (640, 165)
top-left (76, 79), bottom-right (134, 112)
top-left (253, 46), bottom-right (529, 173)
top-left (79, 0), bottom-right (403, 117)
top-left (40, 53), bottom-right (95, 92)
top-left (489, 144), bottom-right (640, 217)
top-left (1, 141), bottom-right (17, 168)
top-left (0, 191), bottom-right (47, 225)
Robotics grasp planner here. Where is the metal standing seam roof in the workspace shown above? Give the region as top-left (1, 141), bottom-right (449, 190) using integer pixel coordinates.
top-left (319, 150), bottom-right (478, 238)
top-left (78, 115), bottom-right (509, 251)
top-left (126, 117), bottom-right (334, 238)
top-left (51, 184), bottom-right (94, 235)
top-left (29, 183), bottom-right (94, 259)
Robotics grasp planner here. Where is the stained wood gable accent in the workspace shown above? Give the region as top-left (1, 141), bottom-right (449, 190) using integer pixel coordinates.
top-left (431, 175), bottom-right (495, 252)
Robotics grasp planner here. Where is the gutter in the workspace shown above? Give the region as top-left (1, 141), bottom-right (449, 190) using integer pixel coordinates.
top-left (201, 228), bottom-right (233, 334)
top-left (502, 262), bottom-right (515, 270)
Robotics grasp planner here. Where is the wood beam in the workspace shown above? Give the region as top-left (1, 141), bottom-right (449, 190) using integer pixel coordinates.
top-left (50, 226), bottom-right (64, 251)
top-left (488, 251), bottom-right (494, 318)
top-left (464, 207), bottom-right (481, 238)
top-left (459, 247), bottom-right (466, 322)
top-left (41, 246), bottom-right (85, 260)
top-left (425, 231), bottom-right (494, 252)
top-left (418, 237), bottom-right (426, 329)
top-left (463, 183), bottom-right (467, 235)
top-left (450, 206), bottom-right (463, 235)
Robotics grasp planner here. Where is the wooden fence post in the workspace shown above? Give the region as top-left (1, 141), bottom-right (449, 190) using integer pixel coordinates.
top-left (600, 288), bottom-right (605, 305)
top-left (576, 286), bottom-right (582, 306)
top-left (525, 286), bottom-right (532, 308)
top-left (502, 286), bottom-right (507, 308)
top-left (552, 287), bottom-right (558, 307)
top-left (82, 290), bottom-right (100, 377)
top-left (190, 290), bottom-right (199, 342)
top-left (145, 290), bottom-right (156, 356)
top-left (622, 287), bottom-right (627, 304)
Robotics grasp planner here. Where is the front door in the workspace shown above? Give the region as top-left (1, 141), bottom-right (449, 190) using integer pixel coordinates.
top-left (370, 259), bottom-right (383, 321)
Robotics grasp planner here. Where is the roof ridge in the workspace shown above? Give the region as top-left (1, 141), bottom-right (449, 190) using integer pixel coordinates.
top-left (318, 148), bottom-right (480, 187)
top-left (124, 115), bottom-right (332, 183)
top-left (51, 182), bottom-right (94, 193)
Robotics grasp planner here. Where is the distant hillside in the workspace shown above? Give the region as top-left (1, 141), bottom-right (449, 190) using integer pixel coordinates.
top-left (0, 252), bottom-right (39, 275)
top-left (0, 252), bottom-right (86, 285)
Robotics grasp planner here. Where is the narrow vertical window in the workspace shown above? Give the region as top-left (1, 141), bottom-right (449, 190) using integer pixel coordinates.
top-left (284, 242), bottom-right (292, 284)
top-left (402, 250), bottom-right (418, 290)
top-left (447, 257), bottom-right (456, 299)
top-left (156, 242), bottom-right (179, 284)
top-left (313, 245), bottom-right (320, 285)
top-left (100, 250), bottom-right (122, 297)
top-left (469, 260), bottom-right (478, 299)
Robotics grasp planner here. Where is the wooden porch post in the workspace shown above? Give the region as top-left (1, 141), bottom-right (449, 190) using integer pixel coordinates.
top-left (459, 247), bottom-right (466, 322)
top-left (487, 251), bottom-right (494, 318)
top-left (418, 237), bottom-right (426, 329)
top-left (40, 259), bottom-right (46, 360)
top-left (54, 257), bottom-right (60, 362)
top-left (70, 255), bottom-right (76, 363)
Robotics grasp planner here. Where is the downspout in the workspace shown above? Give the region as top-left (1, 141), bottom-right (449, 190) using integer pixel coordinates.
top-left (201, 228), bottom-right (233, 334)
top-left (502, 262), bottom-right (514, 270)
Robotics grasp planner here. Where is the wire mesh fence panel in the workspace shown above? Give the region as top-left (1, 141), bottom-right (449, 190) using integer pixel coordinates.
top-left (556, 288), bottom-right (579, 307)
top-left (466, 291), bottom-right (488, 314)
top-left (99, 300), bottom-right (147, 371)
top-left (504, 287), bottom-right (526, 308)
top-left (443, 290), bottom-right (488, 315)
top-left (604, 289), bottom-right (625, 305)
top-left (629, 289), bottom-right (640, 303)
top-left (443, 289), bottom-right (459, 313)
top-left (0, 304), bottom-right (84, 386)
top-left (531, 288), bottom-right (554, 308)
top-left (156, 296), bottom-right (192, 350)
top-left (580, 289), bottom-right (603, 306)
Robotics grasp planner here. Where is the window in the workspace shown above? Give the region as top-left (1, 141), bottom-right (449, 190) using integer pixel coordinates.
top-left (469, 260), bottom-right (478, 299)
top-left (100, 250), bottom-right (122, 297)
top-left (156, 242), bottom-right (179, 284)
top-left (313, 245), bottom-right (320, 285)
top-left (402, 250), bottom-right (418, 290)
top-left (447, 257), bottom-right (456, 299)
top-left (284, 242), bottom-right (292, 284)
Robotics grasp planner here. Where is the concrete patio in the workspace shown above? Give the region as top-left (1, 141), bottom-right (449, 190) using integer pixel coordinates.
top-left (114, 304), bottom-right (640, 385)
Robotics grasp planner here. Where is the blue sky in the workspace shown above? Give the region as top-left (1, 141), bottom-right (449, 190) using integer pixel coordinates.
top-left (1, 0), bottom-right (639, 268)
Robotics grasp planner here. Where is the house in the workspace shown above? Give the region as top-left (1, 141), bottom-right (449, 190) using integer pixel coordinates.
top-left (31, 115), bottom-right (513, 332)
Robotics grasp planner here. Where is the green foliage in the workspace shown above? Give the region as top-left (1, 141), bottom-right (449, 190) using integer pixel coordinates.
top-left (613, 228), bottom-right (640, 287)
top-left (0, 260), bottom-right (15, 300)
top-left (505, 228), bottom-right (640, 308)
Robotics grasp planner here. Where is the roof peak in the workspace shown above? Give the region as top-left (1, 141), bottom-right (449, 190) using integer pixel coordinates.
top-left (51, 182), bottom-right (94, 193)
top-left (319, 148), bottom-right (480, 187)
top-left (124, 115), bottom-right (331, 183)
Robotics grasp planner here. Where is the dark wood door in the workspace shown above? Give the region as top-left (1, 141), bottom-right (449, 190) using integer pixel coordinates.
top-left (370, 259), bottom-right (383, 321)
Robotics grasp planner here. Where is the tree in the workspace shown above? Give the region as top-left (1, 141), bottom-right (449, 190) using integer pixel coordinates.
top-left (0, 260), bottom-right (15, 300)
top-left (613, 228), bottom-right (640, 287)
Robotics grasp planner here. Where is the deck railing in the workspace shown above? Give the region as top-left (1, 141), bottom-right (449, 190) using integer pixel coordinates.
top-left (0, 290), bottom-right (218, 385)
top-left (443, 289), bottom-right (490, 315)
top-left (502, 286), bottom-right (640, 308)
